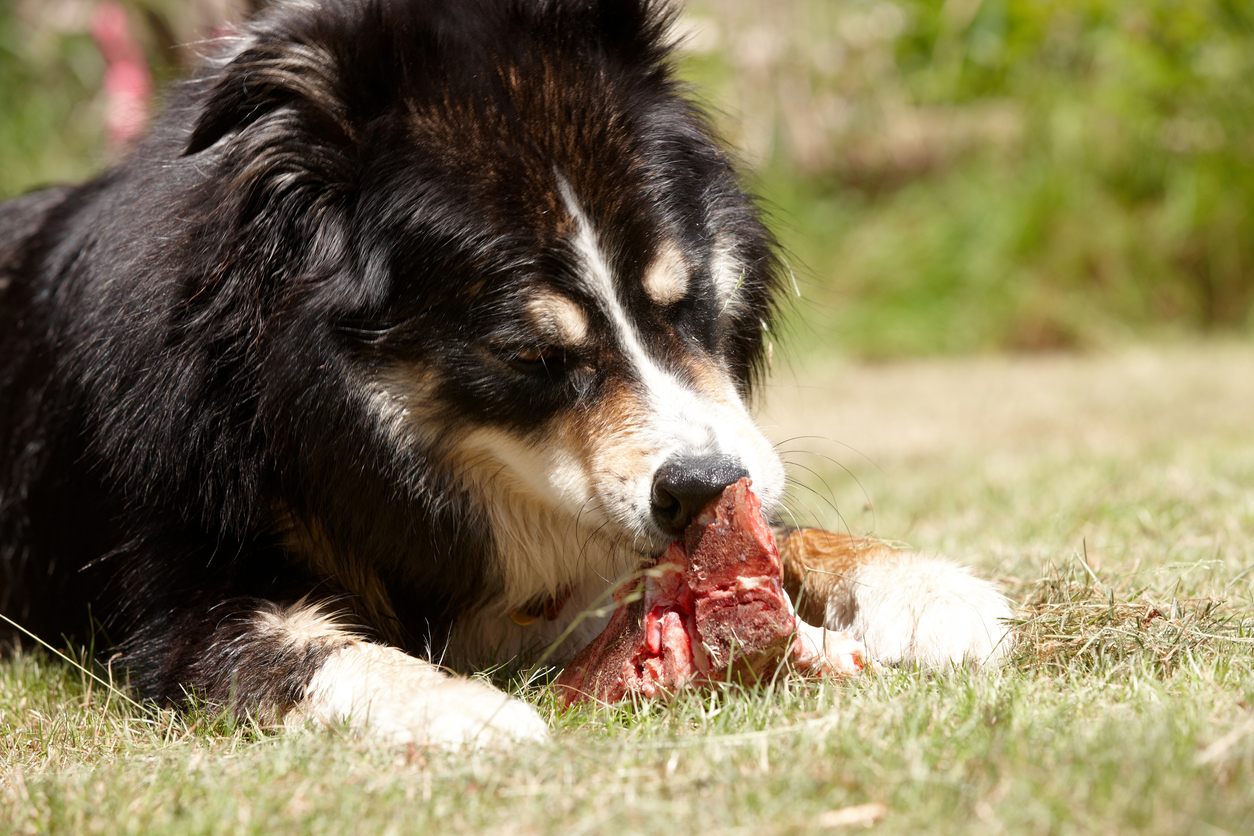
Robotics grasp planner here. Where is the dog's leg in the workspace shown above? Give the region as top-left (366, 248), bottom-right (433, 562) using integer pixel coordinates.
top-left (295, 641), bottom-right (549, 748)
top-left (152, 599), bottom-right (548, 747)
top-left (777, 528), bottom-right (1013, 669)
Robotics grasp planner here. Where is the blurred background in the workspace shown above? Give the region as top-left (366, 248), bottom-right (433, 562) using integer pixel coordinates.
top-left (1, 0), bottom-right (1251, 357)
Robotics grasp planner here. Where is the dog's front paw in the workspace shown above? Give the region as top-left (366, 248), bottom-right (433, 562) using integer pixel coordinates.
top-left (296, 642), bottom-right (549, 748)
top-left (838, 552), bottom-right (1014, 669)
top-left (791, 620), bottom-right (879, 675)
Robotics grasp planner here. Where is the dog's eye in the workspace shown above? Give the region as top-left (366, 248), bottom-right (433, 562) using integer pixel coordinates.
top-left (507, 344), bottom-right (568, 377)
top-left (515, 346), bottom-right (551, 364)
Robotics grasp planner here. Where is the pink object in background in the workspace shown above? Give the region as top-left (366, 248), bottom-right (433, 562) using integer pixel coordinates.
top-left (91, 1), bottom-right (153, 149)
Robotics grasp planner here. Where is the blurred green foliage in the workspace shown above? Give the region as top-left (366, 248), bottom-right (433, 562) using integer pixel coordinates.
top-left (0, 8), bottom-right (106, 194)
top-left (686, 0), bottom-right (1254, 354)
top-left (2, 0), bottom-right (1252, 355)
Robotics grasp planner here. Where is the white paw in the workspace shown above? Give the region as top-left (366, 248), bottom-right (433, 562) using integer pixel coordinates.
top-left (792, 620), bottom-right (879, 675)
top-left (834, 553), bottom-right (1014, 669)
top-left (296, 642), bottom-right (549, 748)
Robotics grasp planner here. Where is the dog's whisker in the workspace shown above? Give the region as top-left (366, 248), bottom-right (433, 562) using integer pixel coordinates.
top-left (777, 483), bottom-right (847, 536)
top-left (772, 434), bottom-right (884, 475)
top-left (781, 472), bottom-right (850, 530)
top-left (780, 481), bottom-right (848, 536)
top-left (781, 451), bottom-right (877, 533)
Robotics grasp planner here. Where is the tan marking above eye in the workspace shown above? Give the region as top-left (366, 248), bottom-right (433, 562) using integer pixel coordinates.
top-left (709, 235), bottom-right (744, 314)
top-left (642, 240), bottom-right (689, 306)
top-left (526, 291), bottom-right (590, 346)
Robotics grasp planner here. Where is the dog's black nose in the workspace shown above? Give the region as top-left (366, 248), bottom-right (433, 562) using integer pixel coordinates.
top-left (650, 454), bottom-right (749, 536)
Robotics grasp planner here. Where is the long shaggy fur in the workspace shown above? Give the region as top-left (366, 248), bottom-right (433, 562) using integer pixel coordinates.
top-left (1, 0), bottom-right (1010, 743)
top-left (0, 0), bottom-right (778, 715)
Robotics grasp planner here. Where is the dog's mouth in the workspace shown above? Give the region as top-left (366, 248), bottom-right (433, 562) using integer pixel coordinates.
top-left (554, 478), bottom-right (802, 705)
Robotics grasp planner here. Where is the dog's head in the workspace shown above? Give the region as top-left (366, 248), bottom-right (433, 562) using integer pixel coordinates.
top-left (177, 0), bottom-right (785, 620)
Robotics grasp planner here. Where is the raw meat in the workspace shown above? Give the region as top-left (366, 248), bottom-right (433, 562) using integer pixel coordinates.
top-left (555, 478), bottom-right (870, 706)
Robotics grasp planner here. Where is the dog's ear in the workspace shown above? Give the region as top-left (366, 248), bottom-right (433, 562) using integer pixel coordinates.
top-left (544, 0), bottom-right (676, 69)
top-left (180, 33), bottom-right (363, 225)
top-left (585, 0), bottom-right (676, 55)
top-left (183, 39), bottom-right (353, 158)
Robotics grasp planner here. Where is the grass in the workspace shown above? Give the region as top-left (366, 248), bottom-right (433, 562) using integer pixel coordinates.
top-left (4, 342), bottom-right (1253, 835)
top-left (2, 2), bottom-right (1253, 831)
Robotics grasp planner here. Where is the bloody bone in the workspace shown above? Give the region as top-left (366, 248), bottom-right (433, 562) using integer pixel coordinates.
top-left (555, 478), bottom-right (869, 706)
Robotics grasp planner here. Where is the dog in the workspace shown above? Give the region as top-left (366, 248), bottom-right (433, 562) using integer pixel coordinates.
top-left (0, 0), bottom-right (1011, 747)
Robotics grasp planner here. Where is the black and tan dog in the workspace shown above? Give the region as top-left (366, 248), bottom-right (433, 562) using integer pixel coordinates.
top-left (0, 0), bottom-right (1010, 746)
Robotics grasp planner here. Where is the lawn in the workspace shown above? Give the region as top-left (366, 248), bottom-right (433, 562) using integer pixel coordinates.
top-left (3, 341), bottom-right (1251, 836)
top-left (2, 1), bottom-right (1253, 832)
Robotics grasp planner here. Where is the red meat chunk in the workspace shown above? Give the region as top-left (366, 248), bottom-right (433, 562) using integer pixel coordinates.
top-left (556, 478), bottom-right (864, 707)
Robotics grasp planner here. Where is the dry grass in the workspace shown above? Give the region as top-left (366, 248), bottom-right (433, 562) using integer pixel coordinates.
top-left (1009, 558), bottom-right (1254, 680)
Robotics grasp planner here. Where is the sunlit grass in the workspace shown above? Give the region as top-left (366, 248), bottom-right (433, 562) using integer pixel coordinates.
top-left (4, 345), bottom-right (1254, 835)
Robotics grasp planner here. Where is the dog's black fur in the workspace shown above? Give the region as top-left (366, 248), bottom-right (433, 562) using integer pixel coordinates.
top-left (0, 0), bottom-right (782, 722)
